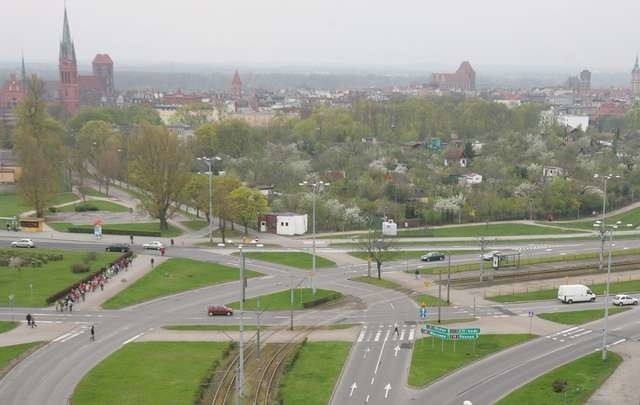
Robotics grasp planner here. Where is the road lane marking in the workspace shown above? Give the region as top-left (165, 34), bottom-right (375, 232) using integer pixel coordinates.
top-left (390, 303), bottom-right (395, 310)
top-left (571, 330), bottom-right (593, 338)
top-left (365, 394), bottom-right (370, 402)
top-left (357, 330), bottom-right (366, 342)
top-left (399, 330), bottom-right (406, 341)
top-left (374, 331), bottom-right (390, 375)
top-left (371, 377), bottom-right (375, 384)
top-left (122, 332), bottom-right (144, 345)
top-left (374, 331), bottom-right (381, 342)
top-left (408, 328), bottom-right (415, 341)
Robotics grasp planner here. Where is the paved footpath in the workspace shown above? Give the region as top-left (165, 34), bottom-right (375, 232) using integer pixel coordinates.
top-left (588, 341), bottom-right (640, 405)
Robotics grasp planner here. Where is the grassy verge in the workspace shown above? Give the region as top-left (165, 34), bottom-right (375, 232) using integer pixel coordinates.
top-left (238, 251), bottom-right (336, 269)
top-left (163, 324), bottom-right (259, 331)
top-left (413, 293), bottom-right (449, 307)
top-left (79, 187), bottom-right (109, 198)
top-left (0, 192), bottom-right (77, 218)
top-left (0, 321), bottom-right (19, 334)
top-left (496, 352), bottom-right (622, 405)
top-left (409, 334), bottom-right (533, 387)
top-left (0, 248), bottom-right (119, 307)
top-left (0, 342), bottom-right (43, 373)
top-left (537, 307), bottom-right (631, 325)
top-left (556, 207), bottom-right (640, 230)
top-left (57, 200), bottom-right (128, 213)
top-left (72, 342), bottom-right (231, 405)
top-left (180, 219), bottom-right (208, 231)
top-left (350, 275), bottom-right (405, 290)
top-left (47, 221), bottom-right (182, 237)
top-left (398, 223), bottom-right (584, 238)
top-left (228, 288), bottom-right (342, 311)
top-left (102, 258), bottom-right (262, 309)
top-left (489, 279), bottom-right (640, 303)
top-left (279, 341), bottom-right (351, 405)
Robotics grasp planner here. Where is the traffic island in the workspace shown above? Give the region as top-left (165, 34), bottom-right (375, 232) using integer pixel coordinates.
top-left (227, 288), bottom-right (343, 311)
top-left (233, 251), bottom-right (336, 269)
top-left (495, 351), bottom-right (622, 405)
top-left (536, 307), bottom-right (631, 325)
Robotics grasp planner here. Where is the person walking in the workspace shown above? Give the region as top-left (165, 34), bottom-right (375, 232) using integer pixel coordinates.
top-left (394, 322), bottom-right (399, 336)
top-left (26, 313), bottom-right (32, 327)
top-left (30, 315), bottom-right (37, 328)
top-left (170, 238), bottom-right (174, 247)
top-left (129, 235), bottom-right (134, 244)
top-left (160, 247), bottom-right (165, 256)
top-left (414, 269), bottom-right (419, 280)
top-left (150, 257), bottom-right (155, 267)
top-left (90, 325), bottom-right (95, 341)
top-left (69, 302), bottom-right (73, 312)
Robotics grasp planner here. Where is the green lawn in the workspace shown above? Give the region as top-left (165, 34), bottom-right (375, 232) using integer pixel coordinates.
top-left (0, 248), bottom-right (119, 306)
top-left (57, 200), bottom-right (129, 213)
top-left (163, 324), bottom-right (258, 331)
top-left (489, 279), bottom-right (640, 303)
top-left (537, 307), bottom-right (631, 325)
top-left (47, 221), bottom-right (182, 237)
top-left (409, 334), bottom-right (533, 387)
top-left (228, 288), bottom-right (342, 311)
top-left (0, 321), bottom-right (19, 334)
top-left (496, 352), bottom-right (622, 405)
top-left (79, 187), bottom-right (108, 198)
top-left (102, 258), bottom-right (261, 309)
top-left (398, 223), bottom-right (585, 238)
top-left (239, 252), bottom-right (336, 269)
top-left (0, 192), bottom-right (78, 218)
top-left (350, 275), bottom-right (405, 290)
top-left (558, 207), bottom-right (640, 230)
top-left (72, 341), bottom-right (230, 405)
top-left (180, 219), bottom-right (209, 231)
top-left (413, 293), bottom-right (449, 307)
top-left (0, 342), bottom-right (42, 372)
top-left (279, 342), bottom-right (351, 405)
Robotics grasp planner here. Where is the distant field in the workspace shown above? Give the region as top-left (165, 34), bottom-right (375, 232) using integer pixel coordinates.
top-left (239, 251), bottom-right (336, 269)
top-left (397, 223), bottom-right (585, 238)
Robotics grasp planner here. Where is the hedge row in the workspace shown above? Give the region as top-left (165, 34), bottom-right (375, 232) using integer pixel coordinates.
top-left (301, 293), bottom-right (342, 309)
top-left (45, 251), bottom-right (132, 304)
top-left (66, 227), bottom-right (161, 237)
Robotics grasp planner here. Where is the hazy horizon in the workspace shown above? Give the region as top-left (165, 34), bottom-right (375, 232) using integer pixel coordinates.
top-left (2, 0), bottom-right (639, 73)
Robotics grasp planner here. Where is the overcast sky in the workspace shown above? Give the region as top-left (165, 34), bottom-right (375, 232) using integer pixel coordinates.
top-left (2, 0), bottom-right (639, 72)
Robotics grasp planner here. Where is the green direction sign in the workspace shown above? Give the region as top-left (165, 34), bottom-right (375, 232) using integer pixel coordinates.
top-left (450, 328), bottom-right (480, 334)
top-left (423, 324), bottom-right (480, 340)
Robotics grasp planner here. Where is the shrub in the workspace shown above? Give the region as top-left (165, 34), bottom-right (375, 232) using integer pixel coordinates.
top-left (83, 251), bottom-right (98, 263)
top-left (552, 379), bottom-right (568, 393)
top-left (301, 292), bottom-right (342, 308)
top-left (48, 207), bottom-right (58, 213)
top-left (74, 203), bottom-right (99, 212)
top-left (71, 263), bottom-right (90, 273)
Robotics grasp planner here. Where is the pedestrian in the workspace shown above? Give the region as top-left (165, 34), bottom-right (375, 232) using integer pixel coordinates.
top-left (415, 269), bottom-right (419, 280)
top-left (160, 247), bottom-right (165, 256)
top-left (129, 235), bottom-right (134, 244)
top-left (394, 322), bottom-right (399, 336)
top-left (30, 315), bottom-right (37, 328)
top-left (90, 325), bottom-right (95, 341)
top-left (26, 313), bottom-right (32, 327)
top-left (100, 282), bottom-right (104, 291)
top-left (69, 302), bottom-right (73, 312)
top-left (150, 257), bottom-right (155, 267)
top-left (170, 238), bottom-right (174, 247)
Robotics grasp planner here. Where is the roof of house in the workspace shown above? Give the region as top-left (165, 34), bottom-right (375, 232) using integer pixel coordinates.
top-left (92, 53), bottom-right (113, 65)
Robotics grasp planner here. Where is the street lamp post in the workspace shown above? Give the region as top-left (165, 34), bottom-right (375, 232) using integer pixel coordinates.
top-left (299, 180), bottom-right (330, 295)
top-left (197, 156), bottom-right (221, 243)
top-left (594, 174), bottom-right (620, 271)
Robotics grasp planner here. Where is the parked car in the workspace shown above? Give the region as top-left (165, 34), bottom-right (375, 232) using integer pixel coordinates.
top-left (106, 243), bottom-right (130, 252)
top-left (142, 241), bottom-right (164, 250)
top-left (558, 284), bottom-right (596, 304)
top-left (207, 305), bottom-right (234, 316)
top-left (11, 239), bottom-right (35, 248)
top-left (613, 294), bottom-right (638, 306)
top-left (482, 250), bottom-right (500, 261)
top-left (420, 252), bottom-right (445, 262)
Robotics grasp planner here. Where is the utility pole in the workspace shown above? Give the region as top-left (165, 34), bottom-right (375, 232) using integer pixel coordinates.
top-left (602, 227), bottom-right (614, 361)
top-left (256, 298), bottom-right (262, 359)
top-left (237, 245), bottom-right (245, 402)
top-left (479, 236), bottom-right (486, 282)
top-left (447, 254), bottom-right (451, 304)
top-left (437, 265), bottom-right (442, 324)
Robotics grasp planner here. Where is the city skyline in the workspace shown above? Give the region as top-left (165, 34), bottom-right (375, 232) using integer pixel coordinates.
top-left (2, 0), bottom-right (640, 72)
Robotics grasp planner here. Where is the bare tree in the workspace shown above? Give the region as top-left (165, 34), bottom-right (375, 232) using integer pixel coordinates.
top-left (356, 221), bottom-right (390, 280)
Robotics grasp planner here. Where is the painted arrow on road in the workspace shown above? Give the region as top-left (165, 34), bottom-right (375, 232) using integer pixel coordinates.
top-left (384, 383), bottom-right (392, 399)
top-left (393, 345), bottom-right (400, 357)
top-left (363, 347), bottom-right (370, 359)
top-left (349, 382), bottom-right (357, 397)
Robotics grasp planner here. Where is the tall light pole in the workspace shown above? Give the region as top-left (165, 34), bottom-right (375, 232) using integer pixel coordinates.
top-left (197, 156), bottom-right (221, 243)
top-left (299, 179), bottom-right (330, 295)
top-left (596, 220), bottom-right (633, 361)
top-left (593, 173), bottom-right (620, 271)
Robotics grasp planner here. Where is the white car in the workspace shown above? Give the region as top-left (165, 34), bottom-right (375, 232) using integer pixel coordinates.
top-left (142, 241), bottom-right (164, 250)
top-left (482, 251), bottom-right (500, 261)
top-left (11, 239), bottom-right (36, 248)
top-left (612, 294), bottom-right (638, 306)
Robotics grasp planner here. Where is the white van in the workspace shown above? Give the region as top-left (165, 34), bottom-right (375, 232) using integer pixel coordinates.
top-left (557, 284), bottom-right (596, 304)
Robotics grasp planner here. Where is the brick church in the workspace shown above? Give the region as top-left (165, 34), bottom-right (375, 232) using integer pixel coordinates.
top-left (0, 7), bottom-right (115, 117)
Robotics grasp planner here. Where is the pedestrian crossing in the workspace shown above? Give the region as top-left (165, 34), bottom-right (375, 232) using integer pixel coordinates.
top-left (52, 325), bottom-right (90, 344)
top-left (545, 326), bottom-right (593, 342)
top-left (356, 324), bottom-right (416, 343)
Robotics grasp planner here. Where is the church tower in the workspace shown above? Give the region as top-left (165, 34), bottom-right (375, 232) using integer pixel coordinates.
top-left (231, 70), bottom-right (242, 98)
top-left (632, 54), bottom-right (640, 97)
top-left (59, 7), bottom-right (79, 115)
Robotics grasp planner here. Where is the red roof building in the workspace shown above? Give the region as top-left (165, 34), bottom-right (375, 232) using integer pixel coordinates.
top-left (0, 74), bottom-right (26, 110)
top-left (231, 70), bottom-right (242, 98)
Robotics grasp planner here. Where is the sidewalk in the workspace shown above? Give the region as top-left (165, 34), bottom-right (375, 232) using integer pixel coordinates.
top-left (587, 341), bottom-right (640, 405)
top-left (0, 322), bottom-right (81, 347)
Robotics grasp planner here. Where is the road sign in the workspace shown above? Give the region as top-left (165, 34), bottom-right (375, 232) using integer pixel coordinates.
top-left (528, 311), bottom-right (534, 318)
top-left (451, 327), bottom-right (480, 334)
top-left (419, 307), bottom-right (428, 318)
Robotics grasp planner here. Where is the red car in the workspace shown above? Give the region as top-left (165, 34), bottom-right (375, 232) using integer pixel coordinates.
top-left (208, 305), bottom-right (233, 316)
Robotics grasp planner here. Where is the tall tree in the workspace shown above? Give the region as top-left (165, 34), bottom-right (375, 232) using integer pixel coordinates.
top-left (356, 220), bottom-right (389, 279)
top-left (212, 175), bottom-right (241, 243)
top-left (229, 186), bottom-right (269, 234)
top-left (14, 77), bottom-right (65, 217)
top-left (78, 120), bottom-right (122, 194)
top-left (129, 123), bottom-right (192, 229)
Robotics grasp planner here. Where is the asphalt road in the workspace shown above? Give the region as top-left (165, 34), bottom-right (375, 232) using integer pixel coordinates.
top-left (0, 236), bottom-right (639, 404)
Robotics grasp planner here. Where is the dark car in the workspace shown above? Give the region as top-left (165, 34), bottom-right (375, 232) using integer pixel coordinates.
top-left (105, 243), bottom-right (130, 252)
top-left (420, 252), bottom-right (446, 262)
top-left (208, 305), bottom-right (234, 316)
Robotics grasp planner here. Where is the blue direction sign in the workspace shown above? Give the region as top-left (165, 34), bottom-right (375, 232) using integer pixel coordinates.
top-left (419, 307), bottom-right (428, 318)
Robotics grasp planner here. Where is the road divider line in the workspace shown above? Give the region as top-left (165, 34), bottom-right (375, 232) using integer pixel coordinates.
top-left (122, 332), bottom-right (144, 345)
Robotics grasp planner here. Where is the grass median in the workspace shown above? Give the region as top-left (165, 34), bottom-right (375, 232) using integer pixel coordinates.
top-left (0, 321), bottom-right (19, 334)
top-left (47, 221), bottom-right (182, 237)
top-left (397, 223), bottom-right (584, 238)
top-left (102, 258), bottom-right (262, 309)
top-left (57, 200), bottom-right (128, 213)
top-left (72, 341), bottom-right (231, 405)
top-left (409, 334), bottom-right (533, 387)
top-left (228, 288), bottom-right (342, 311)
top-left (489, 279), bottom-right (640, 303)
top-left (237, 251), bottom-right (336, 269)
top-left (349, 275), bottom-right (448, 306)
top-left (0, 342), bottom-right (43, 373)
top-left (0, 248), bottom-right (119, 307)
top-left (537, 307), bottom-right (631, 325)
top-left (279, 341), bottom-right (351, 405)
top-left (496, 351), bottom-right (622, 405)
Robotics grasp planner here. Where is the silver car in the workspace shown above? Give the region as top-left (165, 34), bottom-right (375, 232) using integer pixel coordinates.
top-left (612, 294), bottom-right (638, 306)
top-left (11, 238), bottom-right (36, 248)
